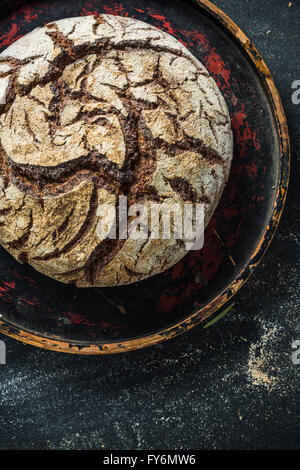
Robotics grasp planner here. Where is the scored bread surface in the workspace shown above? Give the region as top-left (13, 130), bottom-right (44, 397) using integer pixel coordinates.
top-left (0, 15), bottom-right (233, 287)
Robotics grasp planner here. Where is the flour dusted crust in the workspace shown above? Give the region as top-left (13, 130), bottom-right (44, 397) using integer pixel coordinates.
top-left (0, 15), bottom-right (233, 287)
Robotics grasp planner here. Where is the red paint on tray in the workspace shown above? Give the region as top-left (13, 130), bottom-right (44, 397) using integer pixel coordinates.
top-left (158, 282), bottom-right (198, 314)
top-left (102, 4), bottom-right (128, 16)
top-left (232, 108), bottom-right (261, 157)
top-left (80, 9), bottom-right (99, 17)
top-left (3, 281), bottom-right (16, 289)
top-left (0, 282), bottom-right (14, 303)
top-left (171, 262), bottom-right (184, 280)
top-left (149, 14), bottom-right (177, 36)
top-left (245, 162), bottom-right (258, 178)
top-left (18, 296), bottom-right (39, 306)
top-left (63, 310), bottom-right (99, 327)
top-left (22, 5), bottom-right (39, 22)
top-left (0, 22), bottom-right (21, 47)
top-left (62, 308), bottom-right (127, 331)
top-left (206, 50), bottom-right (231, 86)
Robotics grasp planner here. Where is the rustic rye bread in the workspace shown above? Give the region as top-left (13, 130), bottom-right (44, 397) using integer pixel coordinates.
top-left (0, 15), bottom-right (233, 287)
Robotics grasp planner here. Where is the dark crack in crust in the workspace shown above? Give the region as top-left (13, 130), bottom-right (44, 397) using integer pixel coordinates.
top-left (0, 15), bottom-right (233, 287)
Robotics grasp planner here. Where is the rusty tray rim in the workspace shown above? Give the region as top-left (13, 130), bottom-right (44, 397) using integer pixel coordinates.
top-left (0, 0), bottom-right (290, 354)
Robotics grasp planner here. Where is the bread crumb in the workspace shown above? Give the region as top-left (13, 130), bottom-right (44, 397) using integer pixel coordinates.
top-left (247, 323), bottom-right (281, 391)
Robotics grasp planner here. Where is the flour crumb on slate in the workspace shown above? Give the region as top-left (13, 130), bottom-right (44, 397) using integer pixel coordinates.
top-left (247, 321), bottom-right (282, 391)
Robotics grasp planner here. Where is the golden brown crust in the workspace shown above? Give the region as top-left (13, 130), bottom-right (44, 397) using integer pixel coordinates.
top-left (0, 15), bottom-right (233, 287)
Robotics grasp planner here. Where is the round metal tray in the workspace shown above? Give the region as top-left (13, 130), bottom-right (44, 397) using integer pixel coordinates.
top-left (0, 0), bottom-right (290, 353)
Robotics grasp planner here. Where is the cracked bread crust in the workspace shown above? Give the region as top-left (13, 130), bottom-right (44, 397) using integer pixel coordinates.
top-left (0, 15), bottom-right (233, 287)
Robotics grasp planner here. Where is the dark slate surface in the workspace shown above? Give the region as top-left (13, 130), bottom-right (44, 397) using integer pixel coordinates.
top-left (0, 0), bottom-right (299, 450)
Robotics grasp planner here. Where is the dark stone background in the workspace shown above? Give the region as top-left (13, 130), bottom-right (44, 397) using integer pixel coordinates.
top-left (0, 0), bottom-right (299, 450)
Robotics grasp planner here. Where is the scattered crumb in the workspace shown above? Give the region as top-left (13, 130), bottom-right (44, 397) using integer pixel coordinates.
top-left (228, 254), bottom-right (236, 266)
top-left (116, 304), bottom-right (127, 315)
top-left (212, 229), bottom-right (236, 266)
top-left (247, 323), bottom-right (281, 391)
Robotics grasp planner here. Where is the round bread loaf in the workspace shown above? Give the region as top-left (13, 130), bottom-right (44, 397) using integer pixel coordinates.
top-left (0, 15), bottom-right (233, 287)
